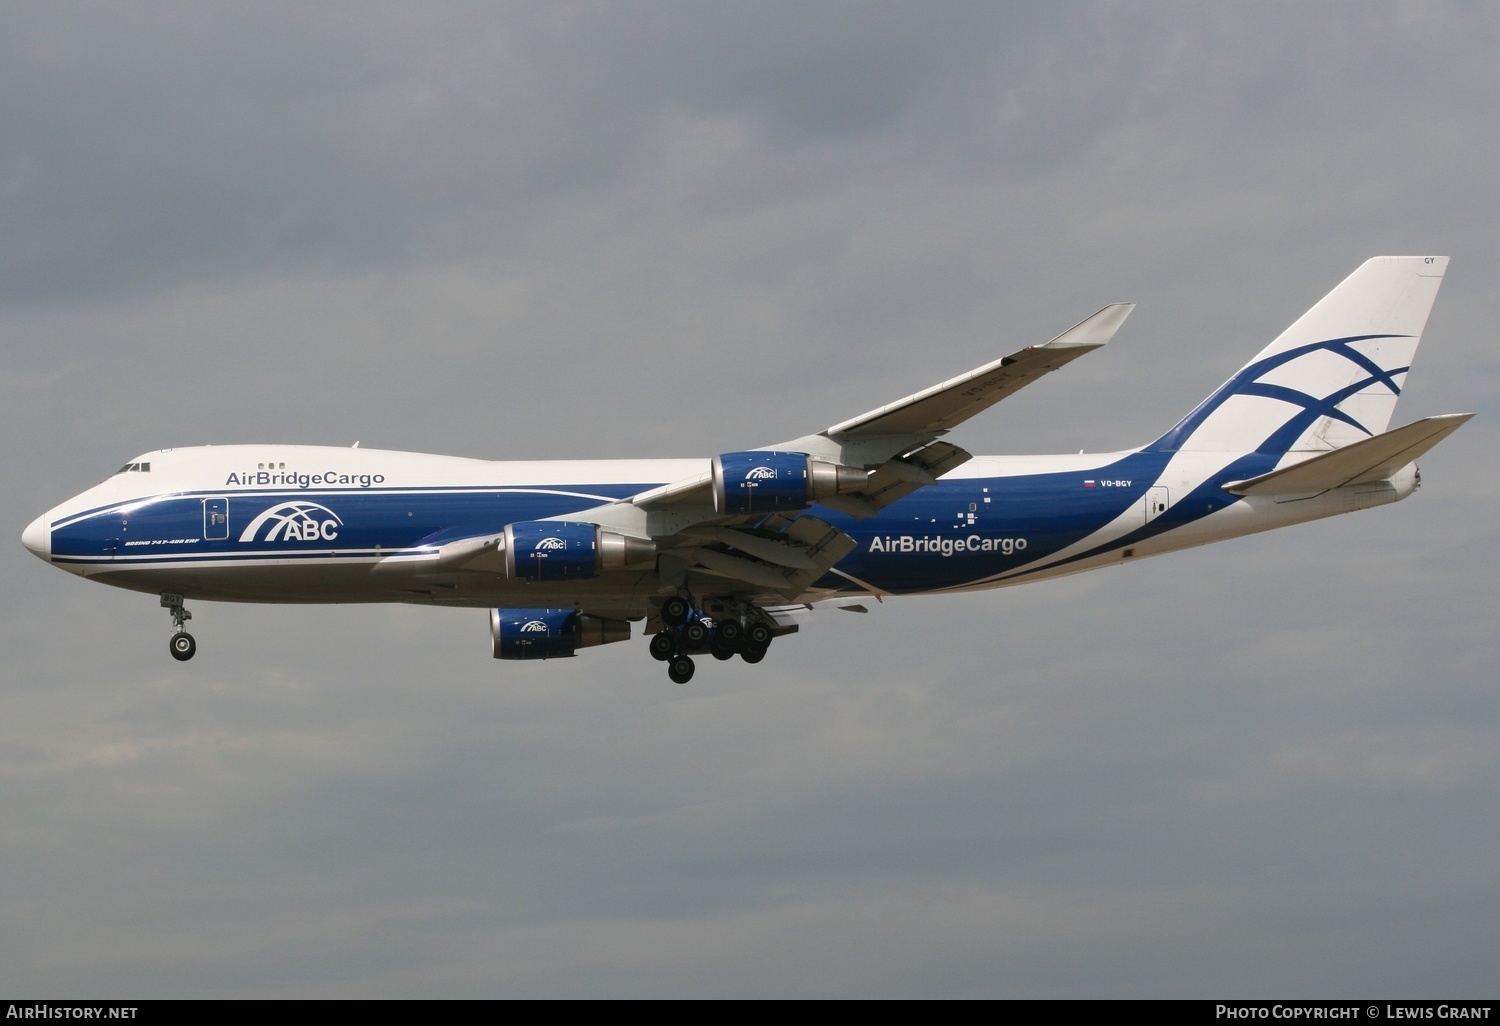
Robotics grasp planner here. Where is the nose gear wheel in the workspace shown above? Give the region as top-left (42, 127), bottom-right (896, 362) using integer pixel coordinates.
top-left (161, 593), bottom-right (197, 662)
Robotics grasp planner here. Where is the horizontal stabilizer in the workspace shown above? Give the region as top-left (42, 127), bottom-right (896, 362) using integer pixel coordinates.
top-left (1224, 413), bottom-right (1473, 496)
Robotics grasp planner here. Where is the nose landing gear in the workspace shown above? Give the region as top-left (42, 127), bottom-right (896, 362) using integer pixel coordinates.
top-left (161, 593), bottom-right (196, 661)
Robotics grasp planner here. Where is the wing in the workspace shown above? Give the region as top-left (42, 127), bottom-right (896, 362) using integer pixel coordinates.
top-left (416, 304), bottom-right (1133, 610)
top-left (610, 302), bottom-right (1135, 519)
top-left (821, 302), bottom-right (1135, 440)
top-left (537, 303), bottom-right (1134, 601)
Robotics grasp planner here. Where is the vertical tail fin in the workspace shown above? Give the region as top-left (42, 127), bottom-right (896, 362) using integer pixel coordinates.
top-left (1150, 256), bottom-right (1448, 454)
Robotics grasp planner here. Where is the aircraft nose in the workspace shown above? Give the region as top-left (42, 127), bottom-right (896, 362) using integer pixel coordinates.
top-left (22, 514), bottom-right (50, 561)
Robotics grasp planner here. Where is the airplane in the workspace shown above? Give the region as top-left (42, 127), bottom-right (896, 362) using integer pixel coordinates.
top-left (21, 256), bottom-right (1471, 683)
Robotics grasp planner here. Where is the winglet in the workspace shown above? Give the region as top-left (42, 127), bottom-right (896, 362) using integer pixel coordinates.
top-left (1046, 301), bottom-right (1136, 348)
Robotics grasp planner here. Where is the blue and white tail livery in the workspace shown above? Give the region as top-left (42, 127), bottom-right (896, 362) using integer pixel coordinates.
top-left (22, 257), bottom-right (1471, 682)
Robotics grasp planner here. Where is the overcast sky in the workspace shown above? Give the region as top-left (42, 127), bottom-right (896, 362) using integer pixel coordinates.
top-left (2, 1), bottom-right (1497, 998)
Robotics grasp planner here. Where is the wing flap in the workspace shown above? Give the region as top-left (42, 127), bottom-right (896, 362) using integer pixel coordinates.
top-left (686, 547), bottom-right (803, 590)
top-left (774, 515), bottom-right (860, 593)
top-left (1224, 413), bottom-right (1473, 496)
top-left (817, 440), bottom-right (973, 518)
top-left (667, 514), bottom-right (858, 599)
top-left (691, 526), bottom-right (819, 569)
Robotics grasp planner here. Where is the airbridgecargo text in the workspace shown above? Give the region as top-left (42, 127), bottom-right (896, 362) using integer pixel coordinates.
top-left (224, 470), bottom-right (384, 489)
top-left (869, 534), bottom-right (1027, 556)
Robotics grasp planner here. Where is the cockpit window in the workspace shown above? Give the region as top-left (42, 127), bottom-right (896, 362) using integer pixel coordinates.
top-left (115, 462), bottom-right (152, 474)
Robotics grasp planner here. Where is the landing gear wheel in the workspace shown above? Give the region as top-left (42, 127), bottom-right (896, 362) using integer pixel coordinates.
top-left (740, 643), bottom-right (767, 665)
top-left (161, 593), bottom-right (196, 662)
top-left (667, 654), bottom-right (696, 684)
top-left (683, 620), bottom-right (708, 646)
top-left (747, 622), bottom-right (772, 648)
top-left (169, 632), bottom-right (197, 662)
top-left (717, 619), bottom-right (743, 647)
top-left (710, 638), bottom-right (737, 661)
top-left (661, 596), bottom-right (691, 627)
top-left (649, 631), bottom-right (676, 661)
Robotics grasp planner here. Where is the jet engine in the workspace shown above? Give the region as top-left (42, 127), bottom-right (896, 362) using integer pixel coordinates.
top-left (490, 608), bottom-right (631, 659)
top-left (711, 451), bottom-right (866, 515)
top-left (500, 521), bottom-right (654, 582)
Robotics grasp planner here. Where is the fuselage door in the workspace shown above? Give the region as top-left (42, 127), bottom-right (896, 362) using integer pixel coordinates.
top-left (1144, 486), bottom-right (1169, 525)
top-left (203, 497), bottom-right (229, 540)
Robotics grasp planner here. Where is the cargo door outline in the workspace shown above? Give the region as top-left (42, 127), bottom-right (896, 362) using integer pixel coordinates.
top-left (203, 497), bottom-right (229, 541)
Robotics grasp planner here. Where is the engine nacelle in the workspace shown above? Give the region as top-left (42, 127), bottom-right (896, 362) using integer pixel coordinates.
top-left (711, 451), bottom-right (867, 515)
top-left (501, 521), bottom-right (654, 582)
top-left (490, 608), bottom-right (631, 660)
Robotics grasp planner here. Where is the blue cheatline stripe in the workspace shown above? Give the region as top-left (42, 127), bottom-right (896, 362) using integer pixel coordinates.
top-left (48, 485), bottom-right (652, 530)
top-left (54, 548), bottom-right (413, 566)
top-left (1148, 334), bottom-right (1408, 453)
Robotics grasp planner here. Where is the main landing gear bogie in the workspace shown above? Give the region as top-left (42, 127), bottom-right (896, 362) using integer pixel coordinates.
top-left (161, 592), bottom-right (197, 662)
top-left (649, 600), bottom-right (773, 682)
